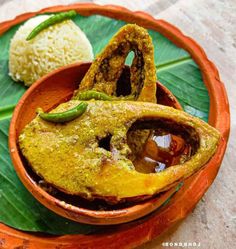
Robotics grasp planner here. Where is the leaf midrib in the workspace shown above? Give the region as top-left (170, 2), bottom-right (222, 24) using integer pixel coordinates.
top-left (156, 56), bottom-right (191, 72)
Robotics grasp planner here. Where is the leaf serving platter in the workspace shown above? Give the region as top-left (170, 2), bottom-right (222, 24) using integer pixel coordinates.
top-left (0, 3), bottom-right (230, 248)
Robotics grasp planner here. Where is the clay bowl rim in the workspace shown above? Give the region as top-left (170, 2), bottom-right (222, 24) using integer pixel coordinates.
top-left (9, 62), bottom-right (183, 225)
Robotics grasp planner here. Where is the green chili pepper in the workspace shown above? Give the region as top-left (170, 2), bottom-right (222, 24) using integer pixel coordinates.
top-left (26, 10), bottom-right (77, 41)
top-left (75, 90), bottom-right (113, 101)
top-left (37, 102), bottom-right (88, 123)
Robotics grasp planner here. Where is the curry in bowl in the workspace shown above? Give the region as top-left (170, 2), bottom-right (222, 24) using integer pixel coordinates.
top-left (18, 24), bottom-right (220, 206)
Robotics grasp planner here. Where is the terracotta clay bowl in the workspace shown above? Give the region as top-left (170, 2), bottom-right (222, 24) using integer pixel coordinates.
top-left (9, 62), bottom-right (182, 225)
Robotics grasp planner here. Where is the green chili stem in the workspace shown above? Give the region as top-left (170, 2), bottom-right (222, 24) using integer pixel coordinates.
top-left (37, 102), bottom-right (88, 123)
top-left (26, 10), bottom-right (77, 41)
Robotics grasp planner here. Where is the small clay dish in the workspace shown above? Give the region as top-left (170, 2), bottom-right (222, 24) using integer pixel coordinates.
top-left (9, 62), bottom-right (183, 225)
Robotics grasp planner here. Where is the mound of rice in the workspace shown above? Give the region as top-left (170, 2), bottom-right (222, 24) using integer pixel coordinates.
top-left (9, 15), bottom-right (93, 86)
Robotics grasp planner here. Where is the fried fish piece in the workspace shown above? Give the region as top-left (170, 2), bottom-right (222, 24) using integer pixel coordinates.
top-left (73, 24), bottom-right (157, 102)
top-left (19, 101), bottom-right (220, 203)
top-left (73, 24), bottom-right (158, 161)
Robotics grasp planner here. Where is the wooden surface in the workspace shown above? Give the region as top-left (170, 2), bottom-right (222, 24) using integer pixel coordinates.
top-left (0, 0), bottom-right (235, 248)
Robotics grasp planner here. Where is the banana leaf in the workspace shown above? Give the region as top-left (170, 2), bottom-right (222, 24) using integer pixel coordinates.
top-left (0, 14), bottom-right (209, 234)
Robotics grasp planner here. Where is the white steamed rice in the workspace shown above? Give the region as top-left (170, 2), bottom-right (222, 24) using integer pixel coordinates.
top-left (9, 15), bottom-right (93, 86)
